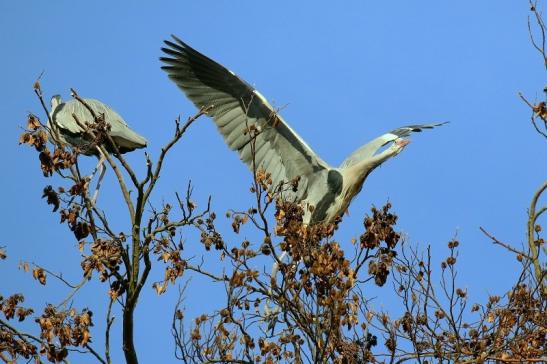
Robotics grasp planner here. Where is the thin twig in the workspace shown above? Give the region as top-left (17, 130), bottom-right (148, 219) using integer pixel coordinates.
top-left (479, 226), bottom-right (533, 260)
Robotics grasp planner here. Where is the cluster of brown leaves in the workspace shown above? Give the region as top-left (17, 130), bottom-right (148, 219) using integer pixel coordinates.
top-left (19, 128), bottom-right (47, 151)
top-left (268, 202), bottom-right (390, 361)
top-left (437, 283), bottom-right (546, 362)
top-left (198, 212), bottom-right (224, 251)
top-left (176, 200), bottom-right (405, 363)
top-left (184, 312), bottom-right (243, 362)
top-left (532, 223), bottom-right (545, 250)
top-left (32, 267), bottom-right (47, 285)
top-left (0, 329), bottom-right (38, 362)
top-left (258, 337), bottom-right (283, 362)
top-left (38, 148), bottom-right (76, 177)
top-left (36, 305), bottom-right (93, 362)
top-left (231, 213), bottom-right (250, 234)
top-left (360, 203), bottom-right (400, 250)
top-left (19, 114), bottom-right (47, 150)
top-left (149, 201), bottom-right (220, 295)
top-left (81, 239), bottom-right (123, 282)
top-left (1, 294), bottom-right (34, 322)
top-left (0, 294), bottom-right (38, 361)
top-left (20, 114), bottom-right (77, 177)
top-left (379, 235), bottom-right (547, 363)
top-left (360, 203), bottom-right (401, 286)
top-left (60, 205), bottom-right (92, 240)
top-left (81, 117), bottom-right (112, 153)
top-left (42, 180), bottom-right (93, 234)
top-left (274, 200), bottom-right (334, 260)
top-left (336, 339), bottom-right (375, 364)
top-left (480, 284), bottom-right (546, 361)
top-left (253, 169), bottom-right (274, 195)
top-left (153, 248), bottom-right (187, 295)
top-left (41, 185), bottom-right (60, 212)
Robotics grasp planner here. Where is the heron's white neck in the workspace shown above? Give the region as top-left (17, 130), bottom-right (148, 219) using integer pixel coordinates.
top-left (340, 145), bottom-right (401, 202)
top-left (50, 95), bottom-right (62, 110)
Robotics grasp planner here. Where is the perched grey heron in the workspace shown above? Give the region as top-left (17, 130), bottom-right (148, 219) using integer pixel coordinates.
top-left (161, 36), bottom-right (446, 224)
top-left (50, 96), bottom-right (147, 154)
top-left (49, 95), bottom-right (147, 200)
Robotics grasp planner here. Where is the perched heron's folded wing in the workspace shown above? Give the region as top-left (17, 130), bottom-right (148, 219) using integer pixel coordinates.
top-left (83, 99), bottom-right (147, 151)
top-left (51, 98), bottom-right (147, 153)
top-left (161, 35), bottom-right (330, 200)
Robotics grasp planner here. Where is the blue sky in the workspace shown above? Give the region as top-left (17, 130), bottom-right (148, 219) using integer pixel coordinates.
top-left (1, 1), bottom-right (545, 362)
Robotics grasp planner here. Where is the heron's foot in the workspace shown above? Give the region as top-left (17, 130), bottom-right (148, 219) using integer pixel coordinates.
top-left (395, 138), bottom-right (411, 147)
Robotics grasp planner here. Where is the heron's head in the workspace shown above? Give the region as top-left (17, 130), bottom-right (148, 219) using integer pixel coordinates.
top-left (390, 138), bottom-right (411, 156)
top-left (50, 95), bottom-right (63, 110)
top-left (394, 138), bottom-right (410, 148)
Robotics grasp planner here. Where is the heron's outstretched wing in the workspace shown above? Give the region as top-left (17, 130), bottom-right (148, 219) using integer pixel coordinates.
top-left (52, 99), bottom-right (147, 153)
top-left (340, 122), bottom-right (447, 169)
top-left (161, 35), bottom-right (330, 199)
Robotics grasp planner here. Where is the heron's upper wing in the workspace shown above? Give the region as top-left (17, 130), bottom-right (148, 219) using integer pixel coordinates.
top-left (340, 122), bottom-right (447, 169)
top-left (52, 99), bottom-right (147, 152)
top-left (161, 35), bottom-right (330, 199)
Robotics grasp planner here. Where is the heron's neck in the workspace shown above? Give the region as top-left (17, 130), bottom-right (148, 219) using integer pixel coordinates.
top-left (341, 146), bottom-right (399, 201)
top-left (51, 98), bottom-right (60, 110)
top-left (353, 146), bottom-right (399, 179)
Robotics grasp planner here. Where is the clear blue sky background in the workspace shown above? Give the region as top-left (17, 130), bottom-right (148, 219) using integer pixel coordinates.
top-left (1, 1), bottom-right (545, 362)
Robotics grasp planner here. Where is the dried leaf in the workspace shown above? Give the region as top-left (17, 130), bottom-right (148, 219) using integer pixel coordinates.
top-left (73, 222), bottom-right (90, 240)
top-left (19, 132), bottom-right (33, 145)
top-left (152, 282), bottom-right (167, 295)
top-left (39, 151), bottom-right (54, 176)
top-left (27, 114), bottom-right (41, 130)
top-left (32, 267), bottom-right (47, 285)
top-left (19, 261), bottom-right (30, 272)
top-left (42, 185), bottom-right (60, 212)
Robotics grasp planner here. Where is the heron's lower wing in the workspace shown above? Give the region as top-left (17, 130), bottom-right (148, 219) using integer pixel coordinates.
top-left (161, 35), bottom-right (330, 199)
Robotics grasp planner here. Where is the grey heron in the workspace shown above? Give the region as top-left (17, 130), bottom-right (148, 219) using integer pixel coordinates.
top-left (160, 36), bottom-right (446, 224)
top-left (49, 95), bottom-right (147, 200)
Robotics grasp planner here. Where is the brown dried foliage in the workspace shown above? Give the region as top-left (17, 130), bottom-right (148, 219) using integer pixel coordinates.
top-left (372, 236), bottom-right (546, 364)
top-left (171, 170), bottom-right (404, 363)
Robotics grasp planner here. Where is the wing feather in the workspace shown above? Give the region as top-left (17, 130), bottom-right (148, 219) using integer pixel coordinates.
top-left (161, 35), bottom-right (330, 199)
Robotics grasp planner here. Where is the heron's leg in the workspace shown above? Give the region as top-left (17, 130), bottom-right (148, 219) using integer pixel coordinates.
top-left (270, 251), bottom-right (287, 284)
top-left (87, 153), bottom-right (103, 181)
top-left (263, 250), bottom-right (288, 334)
top-left (91, 150), bottom-right (107, 204)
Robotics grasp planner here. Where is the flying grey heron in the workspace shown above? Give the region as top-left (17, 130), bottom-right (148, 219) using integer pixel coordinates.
top-left (49, 95), bottom-right (147, 201)
top-left (160, 36), bottom-right (446, 224)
